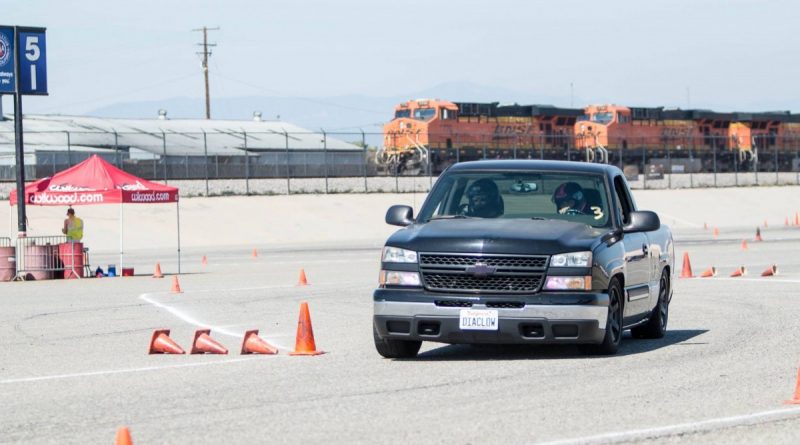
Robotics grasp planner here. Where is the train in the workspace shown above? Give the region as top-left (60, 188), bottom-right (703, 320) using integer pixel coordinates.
top-left (380, 99), bottom-right (800, 175)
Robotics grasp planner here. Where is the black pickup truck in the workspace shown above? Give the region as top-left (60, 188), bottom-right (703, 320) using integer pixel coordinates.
top-left (373, 160), bottom-right (674, 358)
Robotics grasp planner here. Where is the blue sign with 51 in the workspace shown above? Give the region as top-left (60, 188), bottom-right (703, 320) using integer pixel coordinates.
top-left (0, 25), bottom-right (48, 95)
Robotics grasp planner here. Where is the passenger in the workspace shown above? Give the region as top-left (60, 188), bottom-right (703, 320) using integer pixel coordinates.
top-left (465, 178), bottom-right (503, 218)
top-left (552, 182), bottom-right (590, 215)
top-left (62, 208), bottom-right (84, 242)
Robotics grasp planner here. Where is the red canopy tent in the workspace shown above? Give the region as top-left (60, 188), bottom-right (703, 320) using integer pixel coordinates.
top-left (10, 155), bottom-right (181, 272)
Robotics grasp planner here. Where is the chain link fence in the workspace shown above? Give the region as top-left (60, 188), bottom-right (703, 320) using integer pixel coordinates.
top-left (1, 131), bottom-right (799, 194)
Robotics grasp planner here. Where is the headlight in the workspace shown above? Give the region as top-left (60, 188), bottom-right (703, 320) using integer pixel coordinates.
top-left (382, 246), bottom-right (418, 263)
top-left (544, 276), bottom-right (592, 290)
top-left (379, 270), bottom-right (421, 286)
top-left (550, 251), bottom-right (592, 267)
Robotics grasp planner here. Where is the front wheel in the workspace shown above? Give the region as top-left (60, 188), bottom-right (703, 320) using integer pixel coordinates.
top-left (632, 270), bottom-right (670, 339)
top-left (579, 277), bottom-right (623, 355)
top-left (373, 323), bottom-right (422, 359)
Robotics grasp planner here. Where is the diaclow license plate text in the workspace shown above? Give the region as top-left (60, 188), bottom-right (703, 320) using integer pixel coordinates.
top-left (459, 309), bottom-right (499, 331)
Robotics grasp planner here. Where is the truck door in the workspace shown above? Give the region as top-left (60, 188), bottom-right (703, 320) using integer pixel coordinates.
top-left (613, 176), bottom-right (651, 318)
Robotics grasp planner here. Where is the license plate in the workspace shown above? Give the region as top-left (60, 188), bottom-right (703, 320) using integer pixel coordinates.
top-left (459, 309), bottom-right (499, 331)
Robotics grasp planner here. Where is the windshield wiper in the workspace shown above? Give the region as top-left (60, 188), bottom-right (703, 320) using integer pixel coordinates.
top-left (428, 215), bottom-right (472, 221)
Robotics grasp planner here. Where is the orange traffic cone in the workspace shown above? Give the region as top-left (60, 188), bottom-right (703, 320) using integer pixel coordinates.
top-left (700, 267), bottom-right (716, 278)
top-left (170, 276), bottom-right (182, 293)
top-left (796, 213), bottom-right (800, 226)
top-left (241, 330), bottom-right (279, 355)
top-left (153, 263), bottom-right (164, 278)
top-left (201, 255), bottom-right (208, 265)
top-left (763, 220), bottom-right (768, 228)
top-left (712, 227), bottom-right (720, 238)
top-left (703, 222), bottom-right (708, 230)
top-left (191, 329), bottom-right (229, 354)
top-left (252, 248), bottom-right (258, 258)
top-left (297, 268), bottom-right (309, 286)
top-left (786, 216), bottom-right (790, 226)
top-left (786, 367), bottom-right (800, 404)
top-left (741, 239), bottom-right (748, 250)
top-left (730, 266), bottom-right (746, 277)
top-left (115, 427), bottom-right (133, 445)
top-left (755, 228), bottom-right (763, 242)
top-left (290, 301), bottom-right (324, 356)
top-left (149, 329), bottom-right (185, 354)
top-left (680, 252), bottom-right (694, 278)
top-left (761, 265), bottom-right (778, 277)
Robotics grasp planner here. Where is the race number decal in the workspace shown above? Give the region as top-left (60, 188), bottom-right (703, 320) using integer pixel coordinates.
top-left (590, 206), bottom-right (604, 220)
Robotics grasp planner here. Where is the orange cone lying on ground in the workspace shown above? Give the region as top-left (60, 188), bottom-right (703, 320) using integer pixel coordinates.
top-left (115, 427), bottom-right (133, 445)
top-left (786, 367), bottom-right (800, 404)
top-left (148, 329), bottom-right (185, 354)
top-left (730, 266), bottom-right (746, 277)
top-left (700, 267), bottom-right (716, 278)
top-left (241, 330), bottom-right (279, 355)
top-left (761, 265), bottom-right (778, 277)
top-left (680, 252), bottom-right (694, 278)
top-left (153, 262), bottom-right (164, 278)
top-left (290, 301), bottom-right (324, 356)
top-left (741, 239), bottom-right (748, 250)
top-left (297, 268), bottom-right (309, 286)
top-left (755, 227), bottom-right (763, 242)
top-left (191, 329), bottom-right (229, 354)
top-left (170, 276), bottom-right (182, 293)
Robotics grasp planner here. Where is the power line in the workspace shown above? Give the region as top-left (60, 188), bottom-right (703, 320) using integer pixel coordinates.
top-left (191, 26), bottom-right (219, 119)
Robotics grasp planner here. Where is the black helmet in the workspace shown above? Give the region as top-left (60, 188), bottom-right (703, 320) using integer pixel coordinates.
top-left (467, 178), bottom-right (503, 217)
top-left (552, 182), bottom-right (586, 210)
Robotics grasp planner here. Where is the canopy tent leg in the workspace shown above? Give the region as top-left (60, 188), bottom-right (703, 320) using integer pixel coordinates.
top-left (119, 203), bottom-right (123, 272)
top-left (177, 200), bottom-right (181, 274)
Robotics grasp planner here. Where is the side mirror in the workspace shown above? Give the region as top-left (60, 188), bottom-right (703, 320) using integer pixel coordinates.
top-left (386, 205), bottom-right (415, 227)
top-left (623, 210), bottom-right (660, 233)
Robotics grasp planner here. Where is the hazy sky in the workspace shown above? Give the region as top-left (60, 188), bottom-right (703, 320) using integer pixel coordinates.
top-left (3, 0), bottom-right (799, 116)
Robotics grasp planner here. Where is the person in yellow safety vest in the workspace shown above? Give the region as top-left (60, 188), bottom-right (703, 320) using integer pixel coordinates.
top-left (62, 208), bottom-right (84, 242)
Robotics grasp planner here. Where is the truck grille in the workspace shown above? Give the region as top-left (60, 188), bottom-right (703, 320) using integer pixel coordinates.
top-left (419, 253), bottom-right (548, 294)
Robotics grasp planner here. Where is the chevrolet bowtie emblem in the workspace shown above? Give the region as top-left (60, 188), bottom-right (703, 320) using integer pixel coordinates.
top-left (465, 262), bottom-right (497, 277)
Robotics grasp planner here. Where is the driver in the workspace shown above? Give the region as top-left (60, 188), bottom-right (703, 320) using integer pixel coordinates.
top-left (552, 182), bottom-right (590, 215)
top-left (465, 178), bottom-right (503, 218)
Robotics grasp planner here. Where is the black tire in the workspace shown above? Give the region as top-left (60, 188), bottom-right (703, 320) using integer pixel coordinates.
top-left (373, 323), bottom-right (422, 359)
top-left (632, 270), bottom-right (669, 339)
top-left (579, 277), bottom-right (623, 355)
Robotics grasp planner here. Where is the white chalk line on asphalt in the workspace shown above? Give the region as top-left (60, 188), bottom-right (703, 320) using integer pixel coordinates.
top-left (536, 406), bottom-right (800, 445)
top-left (0, 357), bottom-right (262, 385)
top-left (139, 293), bottom-right (292, 351)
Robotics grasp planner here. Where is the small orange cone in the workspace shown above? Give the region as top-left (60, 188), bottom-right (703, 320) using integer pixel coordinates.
top-left (149, 329), bottom-right (186, 354)
top-left (700, 267), bottom-right (716, 278)
top-left (680, 252), bottom-right (694, 278)
top-left (290, 301), bottom-right (324, 356)
top-left (796, 213), bottom-right (800, 226)
top-left (761, 265), bottom-right (778, 277)
top-left (241, 329), bottom-right (279, 355)
top-left (786, 367), bottom-right (800, 404)
top-left (763, 220), bottom-right (768, 228)
top-left (201, 255), bottom-right (208, 265)
top-left (191, 329), bottom-right (229, 354)
top-left (252, 248), bottom-right (258, 258)
top-left (703, 222), bottom-right (708, 230)
top-left (297, 268), bottom-right (309, 286)
top-left (755, 227), bottom-right (763, 242)
top-left (730, 266), bottom-right (746, 277)
top-left (741, 239), bottom-right (748, 250)
top-left (115, 427), bottom-right (133, 445)
top-left (786, 217), bottom-right (790, 226)
top-left (712, 227), bottom-right (720, 238)
top-left (153, 263), bottom-right (164, 278)
top-left (170, 276), bottom-right (183, 293)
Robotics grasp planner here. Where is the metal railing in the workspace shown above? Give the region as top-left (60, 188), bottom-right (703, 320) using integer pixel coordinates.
top-left (13, 236), bottom-right (87, 280)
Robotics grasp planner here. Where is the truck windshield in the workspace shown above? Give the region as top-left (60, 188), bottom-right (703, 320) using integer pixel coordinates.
top-left (418, 171), bottom-right (611, 227)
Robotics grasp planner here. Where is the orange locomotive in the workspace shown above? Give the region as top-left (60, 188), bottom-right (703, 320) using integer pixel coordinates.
top-left (574, 105), bottom-right (800, 172)
top-left (381, 99), bottom-right (583, 173)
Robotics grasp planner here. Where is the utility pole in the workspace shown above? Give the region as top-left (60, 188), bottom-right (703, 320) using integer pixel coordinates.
top-left (192, 26), bottom-right (219, 119)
